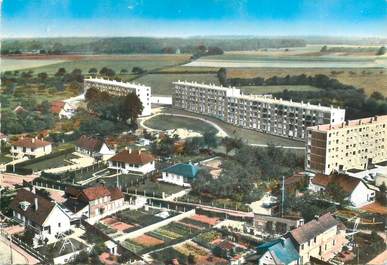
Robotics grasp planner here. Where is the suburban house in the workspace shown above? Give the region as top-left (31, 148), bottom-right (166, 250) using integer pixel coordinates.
top-left (286, 213), bottom-right (346, 264)
top-left (75, 135), bottom-right (115, 160)
top-left (64, 185), bottom-right (125, 219)
top-left (11, 137), bottom-right (52, 158)
top-left (108, 149), bottom-right (155, 174)
top-left (161, 163), bottom-right (200, 187)
top-left (13, 105), bottom-right (27, 114)
top-left (257, 237), bottom-right (300, 265)
top-left (309, 174), bottom-right (376, 207)
top-left (51, 100), bottom-right (76, 119)
top-left (10, 188), bottom-right (71, 244)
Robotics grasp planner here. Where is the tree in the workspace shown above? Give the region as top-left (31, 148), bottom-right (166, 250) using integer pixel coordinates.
top-left (203, 131), bottom-right (218, 148)
top-left (370, 91), bottom-right (384, 100)
top-left (326, 182), bottom-right (348, 204)
top-left (88, 68), bottom-right (98, 74)
top-left (119, 92), bottom-right (143, 124)
top-left (132, 66), bottom-right (145, 74)
top-left (376, 46), bottom-right (386, 56)
top-left (120, 68), bottom-right (128, 74)
top-left (187, 253), bottom-right (196, 265)
top-left (100, 67), bottom-right (115, 77)
top-left (37, 72), bottom-right (48, 81)
top-left (55, 67), bottom-right (66, 76)
top-left (376, 183), bottom-right (387, 206)
top-left (320, 45), bottom-right (328, 52)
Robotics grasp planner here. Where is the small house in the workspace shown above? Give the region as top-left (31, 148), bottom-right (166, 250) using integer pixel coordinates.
top-left (257, 238), bottom-right (300, 265)
top-left (75, 135), bottom-right (115, 160)
top-left (161, 163), bottom-right (200, 187)
top-left (11, 137), bottom-right (52, 158)
top-left (108, 149), bottom-right (155, 174)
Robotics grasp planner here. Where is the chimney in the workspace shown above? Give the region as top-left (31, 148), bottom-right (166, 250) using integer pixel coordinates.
top-left (280, 237), bottom-right (286, 246)
top-left (314, 215), bottom-right (319, 221)
top-left (129, 148), bottom-right (132, 154)
top-left (31, 186), bottom-right (36, 194)
top-left (34, 197), bottom-right (38, 211)
top-left (32, 138), bottom-right (35, 143)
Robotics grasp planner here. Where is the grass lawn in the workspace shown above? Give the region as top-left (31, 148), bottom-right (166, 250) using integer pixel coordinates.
top-left (240, 85), bottom-right (320, 94)
top-left (157, 65), bottom-right (220, 73)
top-left (23, 153), bottom-right (77, 171)
top-left (0, 154), bottom-right (12, 164)
top-left (127, 179), bottom-right (186, 196)
top-left (162, 107), bottom-right (305, 149)
top-left (136, 73), bottom-right (220, 95)
top-left (143, 115), bottom-right (218, 135)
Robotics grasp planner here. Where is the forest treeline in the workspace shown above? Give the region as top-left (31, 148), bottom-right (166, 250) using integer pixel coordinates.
top-left (1, 37), bottom-right (306, 54)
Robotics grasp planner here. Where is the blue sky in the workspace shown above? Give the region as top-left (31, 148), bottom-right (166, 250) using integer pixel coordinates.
top-left (2, 0), bottom-right (387, 38)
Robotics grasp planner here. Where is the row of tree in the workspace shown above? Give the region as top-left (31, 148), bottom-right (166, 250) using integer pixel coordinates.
top-left (218, 69), bottom-right (387, 120)
top-left (1, 37), bottom-right (306, 54)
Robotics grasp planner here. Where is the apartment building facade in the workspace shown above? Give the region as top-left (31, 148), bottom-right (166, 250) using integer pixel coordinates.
top-left (306, 115), bottom-right (387, 175)
top-left (172, 81), bottom-right (345, 140)
top-left (84, 77), bottom-right (151, 116)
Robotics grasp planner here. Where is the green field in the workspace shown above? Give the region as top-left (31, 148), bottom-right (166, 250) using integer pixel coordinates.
top-left (136, 73), bottom-right (220, 95)
top-left (240, 85), bottom-right (320, 94)
top-left (144, 115), bottom-right (218, 134)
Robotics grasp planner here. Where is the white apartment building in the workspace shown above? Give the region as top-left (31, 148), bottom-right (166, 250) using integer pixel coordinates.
top-left (84, 77), bottom-right (151, 116)
top-left (172, 81), bottom-right (345, 140)
top-left (306, 115), bottom-right (387, 175)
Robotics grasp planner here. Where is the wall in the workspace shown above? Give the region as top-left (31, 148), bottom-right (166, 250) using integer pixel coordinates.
top-left (151, 96), bottom-right (172, 105)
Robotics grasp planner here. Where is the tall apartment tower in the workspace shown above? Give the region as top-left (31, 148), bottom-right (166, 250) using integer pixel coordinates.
top-left (306, 115), bottom-right (387, 175)
top-left (172, 81), bottom-right (345, 140)
top-left (84, 77), bottom-right (151, 116)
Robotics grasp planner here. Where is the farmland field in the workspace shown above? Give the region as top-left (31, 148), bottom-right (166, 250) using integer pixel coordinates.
top-left (1, 58), bottom-right (65, 72)
top-left (136, 73), bottom-right (219, 95)
top-left (226, 67), bottom-right (387, 96)
top-left (240, 85), bottom-right (320, 94)
top-left (2, 54), bottom-right (191, 75)
top-left (143, 114), bottom-right (218, 134)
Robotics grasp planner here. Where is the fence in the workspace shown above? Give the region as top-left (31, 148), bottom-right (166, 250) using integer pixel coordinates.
top-left (33, 178), bottom-right (81, 191)
top-left (0, 231), bottom-right (46, 263)
top-left (6, 147), bottom-right (75, 175)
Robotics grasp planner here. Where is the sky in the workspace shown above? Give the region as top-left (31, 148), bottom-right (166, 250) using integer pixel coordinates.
top-left (1, 0), bottom-right (387, 38)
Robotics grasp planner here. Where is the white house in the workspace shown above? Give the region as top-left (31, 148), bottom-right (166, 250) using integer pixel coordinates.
top-left (75, 135), bottom-right (115, 160)
top-left (161, 163), bottom-right (200, 187)
top-left (108, 149), bottom-right (155, 174)
top-left (10, 188), bottom-right (71, 244)
top-left (11, 137), bottom-right (52, 158)
top-left (309, 174), bottom-right (376, 208)
top-left (51, 100), bottom-right (77, 120)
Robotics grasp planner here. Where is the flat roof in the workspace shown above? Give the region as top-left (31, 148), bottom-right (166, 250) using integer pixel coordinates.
top-left (85, 77), bottom-right (150, 90)
top-left (174, 81), bottom-right (342, 112)
top-left (309, 115), bottom-right (387, 132)
top-left (173, 80), bottom-right (239, 92)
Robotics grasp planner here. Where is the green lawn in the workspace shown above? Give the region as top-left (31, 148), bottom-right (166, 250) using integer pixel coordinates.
top-left (136, 73), bottom-right (220, 95)
top-left (144, 115), bottom-right (218, 135)
top-left (162, 107), bottom-right (305, 148)
top-left (240, 85), bottom-right (320, 94)
top-left (23, 153), bottom-right (77, 171)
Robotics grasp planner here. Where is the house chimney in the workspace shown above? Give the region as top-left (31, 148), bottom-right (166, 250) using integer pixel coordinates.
top-left (32, 138), bottom-right (35, 143)
top-left (32, 186), bottom-right (36, 194)
top-left (314, 215), bottom-right (319, 221)
top-left (34, 197), bottom-right (38, 211)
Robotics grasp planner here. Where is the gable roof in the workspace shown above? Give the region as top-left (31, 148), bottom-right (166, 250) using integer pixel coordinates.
top-left (76, 135), bottom-right (104, 152)
top-left (257, 238), bottom-right (300, 265)
top-left (10, 189), bottom-right (55, 226)
top-left (14, 105), bottom-right (27, 113)
top-left (79, 185), bottom-right (124, 202)
top-left (311, 174), bottom-right (361, 193)
top-left (12, 137), bottom-right (52, 148)
top-left (162, 163), bottom-right (200, 178)
top-left (109, 149), bottom-right (155, 165)
top-left (289, 213), bottom-right (339, 245)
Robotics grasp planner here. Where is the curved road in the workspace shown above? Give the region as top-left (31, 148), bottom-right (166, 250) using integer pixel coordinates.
top-left (140, 112), bottom-right (305, 150)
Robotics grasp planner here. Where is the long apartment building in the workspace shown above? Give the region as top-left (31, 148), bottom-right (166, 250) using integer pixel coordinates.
top-left (172, 81), bottom-right (345, 140)
top-left (306, 115), bottom-right (387, 175)
top-left (84, 77), bottom-right (151, 116)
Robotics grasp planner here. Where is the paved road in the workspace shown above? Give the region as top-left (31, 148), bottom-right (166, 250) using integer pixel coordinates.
top-left (141, 111), bottom-right (305, 149)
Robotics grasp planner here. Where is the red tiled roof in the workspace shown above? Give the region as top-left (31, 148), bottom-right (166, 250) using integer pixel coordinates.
top-left (109, 149), bottom-right (155, 165)
top-left (12, 137), bottom-right (52, 148)
top-left (289, 213), bottom-right (339, 244)
top-left (311, 174), bottom-right (360, 193)
top-left (109, 187), bottom-right (124, 200)
top-left (51, 101), bottom-right (65, 114)
top-left (80, 186), bottom-right (111, 202)
top-left (76, 135), bottom-right (104, 152)
top-left (10, 189), bottom-right (55, 226)
top-left (79, 185), bottom-right (124, 202)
